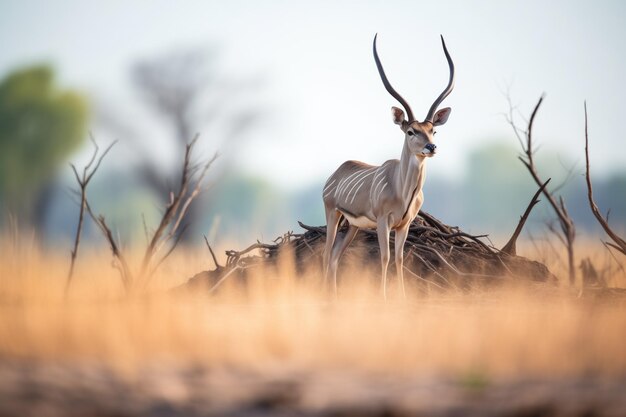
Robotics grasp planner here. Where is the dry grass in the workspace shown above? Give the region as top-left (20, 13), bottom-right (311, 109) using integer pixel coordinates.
top-left (1, 234), bottom-right (626, 380)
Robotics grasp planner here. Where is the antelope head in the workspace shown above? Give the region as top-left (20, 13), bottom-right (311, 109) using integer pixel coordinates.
top-left (373, 34), bottom-right (455, 158)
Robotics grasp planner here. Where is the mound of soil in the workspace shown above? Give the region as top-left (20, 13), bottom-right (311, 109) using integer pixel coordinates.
top-left (183, 211), bottom-right (556, 292)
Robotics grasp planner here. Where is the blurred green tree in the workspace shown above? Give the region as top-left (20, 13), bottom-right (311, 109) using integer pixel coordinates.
top-left (0, 65), bottom-right (88, 230)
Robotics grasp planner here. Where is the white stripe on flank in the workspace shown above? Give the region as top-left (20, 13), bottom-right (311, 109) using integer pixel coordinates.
top-left (345, 170), bottom-right (375, 203)
top-left (323, 179), bottom-right (336, 192)
top-left (376, 182), bottom-right (388, 201)
top-left (336, 169), bottom-right (368, 197)
top-left (341, 168), bottom-right (374, 199)
top-left (335, 171), bottom-right (360, 197)
top-left (349, 178), bottom-right (368, 204)
top-left (371, 165), bottom-right (388, 190)
top-left (372, 166), bottom-right (385, 184)
top-left (372, 174), bottom-right (387, 198)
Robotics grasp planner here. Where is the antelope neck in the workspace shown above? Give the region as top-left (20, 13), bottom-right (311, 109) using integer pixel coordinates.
top-left (397, 140), bottom-right (427, 203)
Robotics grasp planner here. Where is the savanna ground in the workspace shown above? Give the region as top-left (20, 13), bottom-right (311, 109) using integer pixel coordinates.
top-left (1, 231), bottom-right (626, 416)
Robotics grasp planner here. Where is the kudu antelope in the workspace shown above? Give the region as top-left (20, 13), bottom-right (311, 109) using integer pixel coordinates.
top-left (322, 34), bottom-right (455, 298)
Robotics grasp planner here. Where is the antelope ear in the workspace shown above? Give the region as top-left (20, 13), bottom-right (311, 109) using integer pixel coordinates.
top-left (432, 107), bottom-right (451, 126)
top-left (391, 106), bottom-right (405, 125)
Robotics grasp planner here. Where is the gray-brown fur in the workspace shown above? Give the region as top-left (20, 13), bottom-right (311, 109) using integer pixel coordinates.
top-left (323, 35), bottom-right (455, 298)
top-left (322, 126), bottom-right (433, 298)
top-left (323, 147), bottom-right (426, 231)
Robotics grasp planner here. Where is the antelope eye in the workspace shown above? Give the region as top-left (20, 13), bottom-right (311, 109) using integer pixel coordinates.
top-left (407, 130), bottom-right (414, 136)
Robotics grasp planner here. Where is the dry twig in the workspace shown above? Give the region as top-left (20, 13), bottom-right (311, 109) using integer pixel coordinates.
top-left (501, 178), bottom-right (551, 256)
top-left (584, 102), bottom-right (626, 256)
top-left (65, 136), bottom-right (117, 295)
top-left (204, 235), bottom-right (220, 269)
top-left (182, 212), bottom-right (555, 293)
top-left (84, 204), bottom-right (134, 290)
top-left (507, 95), bottom-right (577, 285)
top-left (71, 135), bottom-right (216, 293)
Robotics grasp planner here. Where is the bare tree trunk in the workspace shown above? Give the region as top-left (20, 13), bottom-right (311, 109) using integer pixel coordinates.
top-left (584, 102), bottom-right (626, 256)
top-left (506, 94), bottom-right (577, 285)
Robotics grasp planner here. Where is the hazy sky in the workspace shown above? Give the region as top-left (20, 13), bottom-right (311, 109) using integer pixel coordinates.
top-left (2, 0), bottom-right (625, 188)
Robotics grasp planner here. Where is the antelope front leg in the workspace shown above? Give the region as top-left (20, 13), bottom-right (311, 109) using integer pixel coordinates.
top-left (394, 225), bottom-right (409, 298)
top-left (376, 218), bottom-right (391, 299)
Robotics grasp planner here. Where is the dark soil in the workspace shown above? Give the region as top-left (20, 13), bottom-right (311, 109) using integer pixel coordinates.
top-left (183, 211), bottom-right (557, 293)
top-left (1, 361), bottom-right (624, 417)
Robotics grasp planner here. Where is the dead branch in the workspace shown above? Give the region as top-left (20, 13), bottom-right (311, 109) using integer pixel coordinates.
top-left (501, 178), bottom-right (551, 256)
top-left (204, 235), bottom-right (220, 268)
top-left (84, 203), bottom-right (133, 291)
top-left (507, 94), bottom-right (577, 285)
top-left (138, 136), bottom-right (218, 289)
top-left (208, 266), bottom-right (241, 294)
top-left (65, 136), bottom-right (117, 295)
top-left (180, 211), bottom-right (556, 294)
top-left (584, 102), bottom-right (626, 256)
top-left (603, 242), bottom-right (626, 275)
top-left (70, 134), bottom-right (216, 294)
top-left (145, 223), bottom-right (190, 280)
top-left (142, 135), bottom-right (199, 263)
top-left (156, 152), bottom-right (218, 254)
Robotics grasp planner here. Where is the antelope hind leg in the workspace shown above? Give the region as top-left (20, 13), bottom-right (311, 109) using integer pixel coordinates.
top-left (328, 224), bottom-right (359, 296)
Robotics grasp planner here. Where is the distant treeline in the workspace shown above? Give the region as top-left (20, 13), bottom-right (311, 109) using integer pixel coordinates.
top-left (15, 143), bottom-right (626, 248)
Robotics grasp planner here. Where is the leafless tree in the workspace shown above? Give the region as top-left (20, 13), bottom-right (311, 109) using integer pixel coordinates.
top-left (65, 136), bottom-right (117, 295)
top-left (506, 95), bottom-right (577, 285)
top-left (501, 178), bottom-right (551, 256)
top-left (69, 135), bottom-right (217, 293)
top-left (130, 48), bottom-right (262, 242)
top-left (584, 102), bottom-right (626, 256)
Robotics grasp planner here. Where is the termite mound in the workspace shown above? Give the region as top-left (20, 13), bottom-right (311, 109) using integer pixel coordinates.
top-left (181, 211), bottom-right (556, 293)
